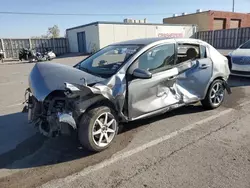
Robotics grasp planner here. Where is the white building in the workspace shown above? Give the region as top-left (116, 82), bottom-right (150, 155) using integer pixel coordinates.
top-left (66, 21), bottom-right (197, 53)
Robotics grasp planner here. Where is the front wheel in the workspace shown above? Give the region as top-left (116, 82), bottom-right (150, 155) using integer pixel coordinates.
top-left (201, 79), bottom-right (225, 110)
top-left (78, 106), bottom-right (118, 152)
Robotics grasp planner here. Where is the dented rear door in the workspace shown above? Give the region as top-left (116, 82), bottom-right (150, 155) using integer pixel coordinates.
top-left (176, 45), bottom-right (213, 99)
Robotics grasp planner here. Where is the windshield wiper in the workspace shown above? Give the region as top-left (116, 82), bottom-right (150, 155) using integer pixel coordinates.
top-left (80, 66), bottom-right (91, 73)
top-left (79, 66), bottom-right (104, 78)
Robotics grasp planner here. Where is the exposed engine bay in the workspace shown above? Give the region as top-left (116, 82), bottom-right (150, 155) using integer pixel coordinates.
top-left (26, 88), bottom-right (77, 137)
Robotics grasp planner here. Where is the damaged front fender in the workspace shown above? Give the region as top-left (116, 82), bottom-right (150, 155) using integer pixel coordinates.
top-left (64, 81), bottom-right (127, 121)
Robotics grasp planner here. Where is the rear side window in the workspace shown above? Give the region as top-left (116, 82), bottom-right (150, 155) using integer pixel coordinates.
top-left (200, 45), bottom-right (207, 58)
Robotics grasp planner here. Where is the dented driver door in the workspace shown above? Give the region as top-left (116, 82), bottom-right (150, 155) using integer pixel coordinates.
top-left (127, 43), bottom-right (181, 120)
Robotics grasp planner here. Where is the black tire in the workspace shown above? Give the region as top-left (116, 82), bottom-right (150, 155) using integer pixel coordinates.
top-left (78, 106), bottom-right (118, 152)
top-left (201, 79), bottom-right (225, 110)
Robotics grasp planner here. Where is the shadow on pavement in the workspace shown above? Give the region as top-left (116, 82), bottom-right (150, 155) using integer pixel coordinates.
top-left (228, 75), bottom-right (250, 87)
top-left (0, 61), bottom-right (34, 66)
top-left (0, 75), bottom-right (247, 170)
top-left (0, 104), bottom-right (207, 170)
top-left (121, 105), bottom-right (205, 133)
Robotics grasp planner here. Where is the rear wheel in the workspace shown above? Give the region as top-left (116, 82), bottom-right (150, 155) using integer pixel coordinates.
top-left (201, 79), bottom-right (225, 110)
top-left (78, 106), bottom-right (118, 152)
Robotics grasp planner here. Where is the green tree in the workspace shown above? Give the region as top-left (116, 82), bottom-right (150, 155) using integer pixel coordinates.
top-left (47, 25), bottom-right (60, 38)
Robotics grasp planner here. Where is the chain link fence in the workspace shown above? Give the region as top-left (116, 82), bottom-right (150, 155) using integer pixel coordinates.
top-left (194, 27), bottom-right (250, 49)
top-left (0, 38), bottom-right (69, 59)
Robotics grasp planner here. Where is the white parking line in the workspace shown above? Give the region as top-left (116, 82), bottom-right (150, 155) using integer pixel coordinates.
top-left (0, 81), bottom-right (25, 86)
top-left (40, 106), bottom-right (240, 188)
top-left (6, 102), bottom-right (23, 108)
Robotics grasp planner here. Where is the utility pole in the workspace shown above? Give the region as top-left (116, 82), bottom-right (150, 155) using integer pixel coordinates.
top-left (232, 0), bottom-right (235, 12)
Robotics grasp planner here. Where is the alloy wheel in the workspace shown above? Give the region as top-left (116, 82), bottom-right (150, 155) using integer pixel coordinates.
top-left (210, 82), bottom-right (224, 106)
top-left (92, 112), bottom-right (117, 147)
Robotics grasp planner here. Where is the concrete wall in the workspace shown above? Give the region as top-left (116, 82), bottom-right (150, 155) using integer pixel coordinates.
top-left (66, 24), bottom-right (100, 53)
top-left (163, 12), bottom-right (210, 31)
top-left (98, 23), bottom-right (196, 49)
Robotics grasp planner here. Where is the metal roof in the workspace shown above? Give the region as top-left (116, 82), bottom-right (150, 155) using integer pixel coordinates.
top-left (66, 21), bottom-right (197, 31)
top-left (112, 37), bottom-right (205, 46)
top-left (112, 37), bottom-right (170, 45)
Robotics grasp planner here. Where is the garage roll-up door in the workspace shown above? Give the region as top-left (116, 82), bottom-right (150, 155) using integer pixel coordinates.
top-left (213, 18), bottom-right (226, 30)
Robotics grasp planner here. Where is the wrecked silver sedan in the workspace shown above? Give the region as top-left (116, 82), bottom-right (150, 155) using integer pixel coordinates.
top-left (25, 38), bottom-right (231, 152)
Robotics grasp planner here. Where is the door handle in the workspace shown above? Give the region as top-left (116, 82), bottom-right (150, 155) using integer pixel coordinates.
top-left (167, 76), bottom-right (177, 80)
top-left (200, 64), bottom-right (210, 69)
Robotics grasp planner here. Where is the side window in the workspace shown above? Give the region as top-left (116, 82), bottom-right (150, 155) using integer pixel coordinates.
top-left (200, 45), bottom-right (207, 58)
top-left (177, 44), bottom-right (199, 64)
top-left (137, 43), bottom-right (175, 73)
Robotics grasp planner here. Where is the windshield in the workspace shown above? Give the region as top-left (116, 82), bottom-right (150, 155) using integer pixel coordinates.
top-left (77, 45), bottom-right (141, 78)
top-left (239, 40), bottom-right (250, 49)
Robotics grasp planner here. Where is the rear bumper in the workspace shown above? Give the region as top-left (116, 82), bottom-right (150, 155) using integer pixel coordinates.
top-left (231, 63), bottom-right (250, 72)
top-left (222, 80), bottom-right (232, 94)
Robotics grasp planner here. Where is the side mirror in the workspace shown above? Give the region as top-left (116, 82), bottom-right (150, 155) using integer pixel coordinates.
top-left (132, 68), bottom-right (152, 79)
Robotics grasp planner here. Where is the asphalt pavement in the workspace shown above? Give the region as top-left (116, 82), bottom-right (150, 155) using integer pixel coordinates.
top-left (0, 51), bottom-right (250, 188)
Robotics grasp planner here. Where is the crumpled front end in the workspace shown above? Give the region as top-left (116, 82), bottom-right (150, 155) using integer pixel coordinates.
top-left (25, 61), bottom-right (128, 137)
top-left (26, 87), bottom-right (77, 137)
top-left (25, 79), bottom-right (127, 137)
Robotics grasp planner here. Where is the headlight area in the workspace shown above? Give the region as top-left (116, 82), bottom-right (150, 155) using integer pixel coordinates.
top-left (26, 90), bottom-right (78, 138)
top-left (44, 96), bottom-right (78, 137)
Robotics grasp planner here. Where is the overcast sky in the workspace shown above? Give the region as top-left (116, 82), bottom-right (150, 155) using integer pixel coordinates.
top-left (0, 0), bottom-right (249, 38)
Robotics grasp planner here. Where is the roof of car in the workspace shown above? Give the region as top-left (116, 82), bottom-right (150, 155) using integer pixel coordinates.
top-left (112, 37), bottom-right (203, 46)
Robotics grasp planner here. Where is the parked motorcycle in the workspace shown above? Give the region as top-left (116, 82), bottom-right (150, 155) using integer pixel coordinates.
top-left (0, 50), bottom-right (4, 63)
top-left (19, 48), bottom-right (37, 62)
top-left (44, 48), bottom-right (56, 61)
top-left (36, 52), bottom-right (47, 62)
top-left (36, 48), bottom-right (56, 62)
top-left (19, 48), bottom-right (56, 62)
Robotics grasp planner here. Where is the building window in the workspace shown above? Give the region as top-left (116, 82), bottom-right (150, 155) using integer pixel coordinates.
top-left (230, 19), bottom-right (241, 28)
top-left (213, 18), bottom-right (226, 30)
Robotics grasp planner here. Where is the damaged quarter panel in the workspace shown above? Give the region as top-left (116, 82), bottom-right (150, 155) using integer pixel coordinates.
top-left (208, 44), bottom-right (230, 80)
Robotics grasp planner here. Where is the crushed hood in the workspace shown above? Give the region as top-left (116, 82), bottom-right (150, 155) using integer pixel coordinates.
top-left (29, 62), bottom-right (105, 101)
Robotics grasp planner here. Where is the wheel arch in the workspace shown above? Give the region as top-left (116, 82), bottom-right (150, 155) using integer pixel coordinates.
top-left (76, 96), bottom-right (119, 125)
top-left (203, 75), bottom-right (226, 100)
